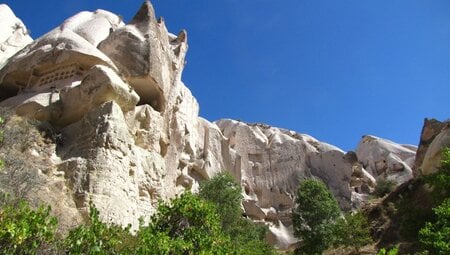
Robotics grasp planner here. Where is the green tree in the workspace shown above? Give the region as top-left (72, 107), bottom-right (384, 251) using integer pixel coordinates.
top-left (137, 192), bottom-right (231, 254)
top-left (415, 148), bottom-right (450, 254)
top-left (198, 172), bottom-right (242, 232)
top-left (292, 179), bottom-right (340, 254)
top-left (419, 198), bottom-right (450, 254)
top-left (332, 212), bottom-right (372, 253)
top-left (228, 217), bottom-right (276, 255)
top-left (0, 199), bottom-right (57, 255)
top-left (199, 172), bottom-right (276, 255)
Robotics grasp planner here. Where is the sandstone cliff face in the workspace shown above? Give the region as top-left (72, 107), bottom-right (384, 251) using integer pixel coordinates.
top-left (0, 1), bottom-right (424, 250)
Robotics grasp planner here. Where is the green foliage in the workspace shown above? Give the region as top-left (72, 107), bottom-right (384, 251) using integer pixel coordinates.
top-left (377, 246), bottom-right (399, 255)
top-left (0, 199), bottom-right (57, 255)
top-left (63, 202), bottom-right (134, 255)
top-left (419, 198), bottom-right (450, 254)
top-left (199, 172), bottom-right (242, 232)
top-left (374, 178), bottom-right (397, 197)
top-left (199, 172), bottom-right (277, 255)
top-left (424, 148), bottom-right (450, 202)
top-left (416, 148), bottom-right (450, 254)
top-left (229, 218), bottom-right (276, 255)
top-left (332, 212), bottom-right (372, 252)
top-left (138, 191), bottom-right (231, 254)
top-left (293, 179), bottom-right (340, 254)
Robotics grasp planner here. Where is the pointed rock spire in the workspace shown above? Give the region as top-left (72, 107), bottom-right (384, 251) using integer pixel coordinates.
top-left (130, 1), bottom-right (157, 25)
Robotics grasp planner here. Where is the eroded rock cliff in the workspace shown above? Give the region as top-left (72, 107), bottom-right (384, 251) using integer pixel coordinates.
top-left (0, 1), bottom-right (429, 250)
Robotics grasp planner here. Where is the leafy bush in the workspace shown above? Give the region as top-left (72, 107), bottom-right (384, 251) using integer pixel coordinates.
top-left (63, 202), bottom-right (134, 254)
top-left (293, 179), bottom-right (340, 254)
top-left (424, 148), bottom-right (450, 202)
top-left (416, 148), bottom-right (450, 254)
top-left (0, 199), bottom-right (57, 255)
top-left (377, 246), bottom-right (399, 255)
top-left (199, 172), bottom-right (276, 254)
top-left (199, 172), bottom-right (242, 232)
top-left (138, 191), bottom-right (231, 254)
top-left (419, 198), bottom-right (450, 254)
top-left (374, 178), bottom-right (397, 197)
top-left (228, 218), bottom-right (276, 255)
top-left (332, 212), bottom-right (372, 252)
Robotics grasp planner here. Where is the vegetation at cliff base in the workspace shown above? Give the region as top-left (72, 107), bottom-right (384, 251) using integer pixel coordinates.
top-left (0, 199), bottom-right (57, 255)
top-left (331, 212), bottom-right (372, 253)
top-left (292, 179), bottom-right (340, 254)
top-left (0, 172), bottom-right (276, 254)
top-left (417, 148), bottom-right (450, 254)
top-left (199, 172), bottom-right (276, 254)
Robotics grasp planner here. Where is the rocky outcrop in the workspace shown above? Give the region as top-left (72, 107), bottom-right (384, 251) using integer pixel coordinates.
top-left (215, 119), bottom-right (356, 248)
top-left (356, 135), bottom-right (416, 185)
top-left (0, 1), bottom-right (425, 251)
top-left (0, 4), bottom-right (32, 68)
top-left (0, 1), bottom-right (231, 229)
top-left (414, 119), bottom-right (450, 176)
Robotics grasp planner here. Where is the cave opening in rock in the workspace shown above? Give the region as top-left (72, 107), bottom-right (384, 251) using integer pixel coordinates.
top-left (130, 77), bottom-right (165, 112)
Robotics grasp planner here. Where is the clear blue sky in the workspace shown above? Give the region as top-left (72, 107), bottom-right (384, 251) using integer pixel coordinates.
top-left (3, 0), bottom-right (450, 151)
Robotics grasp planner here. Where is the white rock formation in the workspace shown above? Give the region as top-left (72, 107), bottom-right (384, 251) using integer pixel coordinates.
top-left (356, 135), bottom-right (417, 185)
top-left (0, 1), bottom-right (238, 230)
top-left (215, 119), bottom-right (356, 249)
top-left (414, 119), bottom-right (450, 175)
top-left (0, 4), bottom-right (32, 68)
top-left (0, 1), bottom-right (421, 251)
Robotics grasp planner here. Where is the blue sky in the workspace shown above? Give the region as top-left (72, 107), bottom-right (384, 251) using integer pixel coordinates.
top-left (3, 0), bottom-right (450, 151)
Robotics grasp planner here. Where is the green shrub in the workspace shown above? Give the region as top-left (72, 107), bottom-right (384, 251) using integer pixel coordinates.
top-left (332, 212), bottom-right (372, 253)
top-left (419, 198), bottom-right (450, 254)
top-left (374, 178), bottom-right (397, 197)
top-left (138, 191), bottom-right (231, 254)
top-left (229, 218), bottom-right (276, 255)
top-left (293, 179), bottom-right (340, 254)
top-left (63, 202), bottom-right (134, 254)
top-left (0, 199), bottom-right (57, 255)
top-left (199, 172), bottom-right (277, 254)
top-left (199, 172), bottom-right (242, 232)
top-left (377, 246), bottom-right (399, 255)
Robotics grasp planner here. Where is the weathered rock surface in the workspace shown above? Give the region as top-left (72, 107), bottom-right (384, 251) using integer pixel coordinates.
top-left (414, 119), bottom-right (450, 175)
top-left (0, 1), bottom-right (427, 251)
top-left (0, 4), bottom-right (32, 68)
top-left (215, 119), bottom-right (356, 248)
top-left (356, 135), bottom-right (417, 185)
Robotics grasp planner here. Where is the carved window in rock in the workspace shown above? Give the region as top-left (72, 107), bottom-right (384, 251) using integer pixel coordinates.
top-left (29, 64), bottom-right (84, 89)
